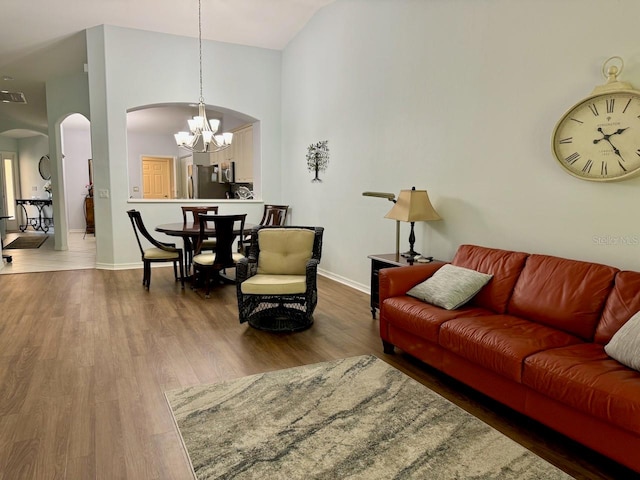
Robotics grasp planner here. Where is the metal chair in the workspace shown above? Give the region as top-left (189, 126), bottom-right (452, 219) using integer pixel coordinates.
top-left (127, 209), bottom-right (184, 290)
top-left (192, 213), bottom-right (246, 298)
top-left (236, 225), bottom-right (323, 332)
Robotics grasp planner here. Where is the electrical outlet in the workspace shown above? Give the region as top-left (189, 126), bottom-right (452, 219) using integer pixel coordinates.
top-left (133, 186), bottom-right (139, 192)
top-left (98, 189), bottom-right (109, 198)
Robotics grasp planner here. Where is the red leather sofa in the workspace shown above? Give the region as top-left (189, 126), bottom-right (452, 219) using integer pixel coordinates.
top-left (379, 244), bottom-right (640, 472)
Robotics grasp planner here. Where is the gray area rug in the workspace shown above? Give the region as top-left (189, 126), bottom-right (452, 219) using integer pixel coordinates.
top-left (165, 355), bottom-right (572, 480)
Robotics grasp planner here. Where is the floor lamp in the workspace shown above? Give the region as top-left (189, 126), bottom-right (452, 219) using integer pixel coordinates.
top-left (362, 191), bottom-right (400, 257)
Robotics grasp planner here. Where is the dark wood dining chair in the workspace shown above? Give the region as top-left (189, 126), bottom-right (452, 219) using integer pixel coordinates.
top-left (181, 206), bottom-right (219, 227)
top-left (181, 206), bottom-right (219, 268)
top-left (127, 209), bottom-right (184, 290)
top-left (259, 204), bottom-right (289, 226)
top-left (192, 213), bottom-right (246, 298)
top-left (241, 204), bottom-right (289, 252)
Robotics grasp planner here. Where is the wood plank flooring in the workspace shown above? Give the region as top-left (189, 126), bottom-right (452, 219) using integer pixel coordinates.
top-left (0, 267), bottom-right (634, 479)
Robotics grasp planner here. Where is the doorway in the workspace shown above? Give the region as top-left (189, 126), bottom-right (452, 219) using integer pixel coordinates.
top-left (142, 156), bottom-right (175, 199)
top-left (1, 152), bottom-right (19, 232)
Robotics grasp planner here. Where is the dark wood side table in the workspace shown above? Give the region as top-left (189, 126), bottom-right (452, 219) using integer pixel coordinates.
top-left (84, 196), bottom-right (95, 238)
top-left (368, 253), bottom-right (420, 319)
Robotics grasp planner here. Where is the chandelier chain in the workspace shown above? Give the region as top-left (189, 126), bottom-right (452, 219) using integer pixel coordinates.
top-left (174, 0), bottom-right (233, 152)
top-left (198, 0), bottom-right (203, 103)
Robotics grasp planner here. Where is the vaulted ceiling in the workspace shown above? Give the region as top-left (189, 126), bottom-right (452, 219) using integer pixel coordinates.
top-left (0, 0), bottom-right (335, 137)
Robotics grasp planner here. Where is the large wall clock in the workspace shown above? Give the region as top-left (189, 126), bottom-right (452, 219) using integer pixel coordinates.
top-left (552, 57), bottom-right (640, 182)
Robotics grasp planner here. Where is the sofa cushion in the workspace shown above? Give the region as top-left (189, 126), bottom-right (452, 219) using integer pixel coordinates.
top-left (507, 254), bottom-right (618, 341)
top-left (604, 311), bottom-right (640, 371)
top-left (406, 264), bottom-right (493, 310)
top-left (523, 343), bottom-right (640, 434)
top-left (257, 228), bottom-right (315, 275)
top-left (451, 244), bottom-right (528, 314)
top-left (381, 296), bottom-right (492, 343)
top-left (240, 274), bottom-right (307, 295)
top-left (439, 315), bottom-right (582, 382)
top-left (595, 270), bottom-right (640, 344)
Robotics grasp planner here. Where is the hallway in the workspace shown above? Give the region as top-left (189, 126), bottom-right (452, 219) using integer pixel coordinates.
top-left (0, 231), bottom-right (95, 274)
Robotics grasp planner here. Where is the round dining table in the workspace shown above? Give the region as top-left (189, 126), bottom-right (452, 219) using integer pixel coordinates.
top-left (155, 221), bottom-right (256, 278)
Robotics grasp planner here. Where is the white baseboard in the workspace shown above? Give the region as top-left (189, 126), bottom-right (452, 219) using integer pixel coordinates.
top-left (318, 268), bottom-right (369, 295)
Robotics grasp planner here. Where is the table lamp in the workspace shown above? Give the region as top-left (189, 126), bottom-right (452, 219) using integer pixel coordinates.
top-left (384, 187), bottom-right (441, 258)
top-left (362, 191), bottom-right (400, 256)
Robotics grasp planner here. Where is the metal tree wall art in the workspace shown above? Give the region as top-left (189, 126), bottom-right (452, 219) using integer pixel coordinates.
top-left (306, 140), bottom-right (330, 182)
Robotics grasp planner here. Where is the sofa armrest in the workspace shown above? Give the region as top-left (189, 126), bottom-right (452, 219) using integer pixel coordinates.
top-left (379, 262), bottom-right (446, 301)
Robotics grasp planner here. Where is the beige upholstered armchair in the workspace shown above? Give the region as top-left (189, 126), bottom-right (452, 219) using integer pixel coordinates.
top-left (236, 226), bottom-right (324, 331)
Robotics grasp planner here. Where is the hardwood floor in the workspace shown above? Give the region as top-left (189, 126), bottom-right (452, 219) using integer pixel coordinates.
top-left (0, 267), bottom-right (634, 479)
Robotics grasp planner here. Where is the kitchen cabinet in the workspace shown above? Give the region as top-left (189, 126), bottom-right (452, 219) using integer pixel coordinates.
top-left (231, 125), bottom-right (253, 183)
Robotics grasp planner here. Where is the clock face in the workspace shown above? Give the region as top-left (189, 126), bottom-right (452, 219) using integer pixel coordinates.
top-left (552, 91), bottom-right (640, 181)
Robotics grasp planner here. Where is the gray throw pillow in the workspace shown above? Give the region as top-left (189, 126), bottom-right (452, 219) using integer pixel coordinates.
top-left (406, 264), bottom-right (493, 310)
top-left (605, 311), bottom-right (640, 371)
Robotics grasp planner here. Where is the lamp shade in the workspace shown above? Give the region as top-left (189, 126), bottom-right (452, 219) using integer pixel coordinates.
top-left (385, 189), bottom-right (441, 222)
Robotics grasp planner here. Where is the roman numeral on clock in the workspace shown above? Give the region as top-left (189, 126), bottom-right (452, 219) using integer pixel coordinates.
top-left (588, 104), bottom-right (599, 116)
top-left (558, 137), bottom-right (572, 144)
top-left (565, 152), bottom-right (580, 165)
top-left (582, 159), bottom-right (593, 173)
top-left (637, 149), bottom-right (640, 157)
top-left (601, 161), bottom-right (608, 176)
top-left (623, 98), bottom-right (632, 113)
top-left (606, 99), bottom-right (615, 113)
top-left (619, 160), bottom-right (628, 172)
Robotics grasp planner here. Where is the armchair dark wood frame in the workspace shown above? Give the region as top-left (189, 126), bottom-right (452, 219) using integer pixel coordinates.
top-left (236, 225), bottom-right (324, 332)
top-left (192, 213), bottom-right (246, 298)
top-left (127, 209), bottom-right (184, 290)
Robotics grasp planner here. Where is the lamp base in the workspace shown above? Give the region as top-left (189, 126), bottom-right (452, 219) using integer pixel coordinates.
top-left (401, 249), bottom-right (420, 259)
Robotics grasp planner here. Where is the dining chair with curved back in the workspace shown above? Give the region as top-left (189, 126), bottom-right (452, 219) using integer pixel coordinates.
top-left (260, 204), bottom-right (289, 226)
top-left (192, 213), bottom-right (246, 298)
top-left (127, 209), bottom-right (184, 290)
top-left (181, 206), bottom-right (219, 226)
top-left (241, 204), bottom-right (289, 252)
top-left (181, 206), bottom-right (219, 267)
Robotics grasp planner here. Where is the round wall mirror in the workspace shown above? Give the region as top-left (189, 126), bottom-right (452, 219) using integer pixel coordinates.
top-left (38, 155), bottom-right (52, 180)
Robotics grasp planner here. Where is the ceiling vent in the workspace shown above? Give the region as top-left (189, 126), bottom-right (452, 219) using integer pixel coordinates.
top-left (0, 91), bottom-right (27, 104)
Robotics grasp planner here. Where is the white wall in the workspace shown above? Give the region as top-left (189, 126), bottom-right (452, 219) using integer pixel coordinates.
top-left (18, 135), bottom-right (49, 201)
top-left (62, 120), bottom-right (92, 231)
top-left (0, 137), bottom-right (18, 151)
top-left (46, 70), bottom-right (91, 250)
top-left (15, 135), bottom-right (50, 227)
top-left (282, 0), bottom-right (640, 290)
top-left (86, 25), bottom-right (282, 268)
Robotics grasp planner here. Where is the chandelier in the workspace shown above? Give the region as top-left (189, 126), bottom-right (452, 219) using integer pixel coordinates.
top-left (174, 0), bottom-right (233, 153)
